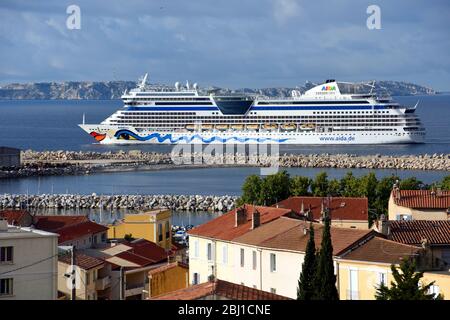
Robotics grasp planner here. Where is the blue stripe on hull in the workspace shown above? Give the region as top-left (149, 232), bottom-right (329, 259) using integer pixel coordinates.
top-left (125, 106), bottom-right (219, 111)
top-left (114, 129), bottom-right (291, 143)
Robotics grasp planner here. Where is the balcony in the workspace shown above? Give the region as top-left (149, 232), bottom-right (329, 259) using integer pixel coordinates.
top-left (95, 276), bottom-right (111, 291)
top-left (125, 282), bottom-right (146, 298)
top-left (346, 290), bottom-right (359, 300)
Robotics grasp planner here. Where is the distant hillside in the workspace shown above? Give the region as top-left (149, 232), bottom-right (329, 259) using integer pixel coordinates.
top-left (0, 80), bottom-right (436, 100)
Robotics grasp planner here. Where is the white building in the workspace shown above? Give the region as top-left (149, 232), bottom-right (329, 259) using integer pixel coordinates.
top-left (188, 205), bottom-right (375, 299)
top-left (0, 218), bottom-right (58, 300)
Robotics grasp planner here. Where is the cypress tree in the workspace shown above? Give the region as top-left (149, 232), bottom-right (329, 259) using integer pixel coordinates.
top-left (297, 223), bottom-right (316, 300)
top-left (313, 214), bottom-right (339, 300)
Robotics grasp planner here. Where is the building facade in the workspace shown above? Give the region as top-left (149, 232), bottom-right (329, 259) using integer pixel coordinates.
top-left (0, 219), bottom-right (58, 300)
top-left (107, 209), bottom-right (172, 250)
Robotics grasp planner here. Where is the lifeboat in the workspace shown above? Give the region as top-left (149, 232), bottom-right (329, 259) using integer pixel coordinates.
top-left (281, 123), bottom-right (297, 131)
top-left (231, 124), bottom-right (244, 131)
top-left (299, 123), bottom-right (315, 131)
top-left (246, 124), bottom-right (260, 130)
top-left (215, 124), bottom-right (229, 131)
top-left (201, 124), bottom-right (213, 130)
top-left (263, 123), bottom-right (278, 131)
top-left (186, 124), bottom-right (196, 131)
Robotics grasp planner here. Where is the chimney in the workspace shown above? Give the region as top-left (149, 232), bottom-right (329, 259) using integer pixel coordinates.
top-left (235, 206), bottom-right (247, 227)
top-left (379, 214), bottom-right (389, 236)
top-left (251, 209), bottom-right (260, 229)
top-left (0, 218), bottom-right (8, 232)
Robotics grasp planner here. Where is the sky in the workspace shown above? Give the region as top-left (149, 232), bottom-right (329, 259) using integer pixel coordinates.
top-left (1, 0), bottom-right (449, 90)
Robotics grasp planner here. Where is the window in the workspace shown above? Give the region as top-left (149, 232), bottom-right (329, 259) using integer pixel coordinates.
top-left (270, 288), bottom-right (276, 294)
top-left (193, 273), bottom-right (200, 285)
top-left (270, 253), bottom-right (277, 272)
top-left (101, 233), bottom-right (106, 242)
top-left (222, 245), bottom-right (228, 264)
top-left (158, 223), bottom-right (163, 242)
top-left (165, 221), bottom-right (170, 239)
top-left (0, 278), bottom-right (13, 296)
top-left (240, 249), bottom-right (245, 267)
top-left (207, 243), bottom-right (212, 261)
top-left (86, 272), bottom-right (90, 285)
top-left (0, 247), bottom-right (13, 263)
top-left (428, 285), bottom-right (440, 298)
top-left (252, 251), bottom-right (257, 270)
top-left (377, 272), bottom-right (387, 286)
top-left (194, 240), bottom-right (199, 258)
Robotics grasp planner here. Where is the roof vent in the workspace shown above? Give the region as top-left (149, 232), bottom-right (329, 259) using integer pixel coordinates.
top-left (340, 202), bottom-right (346, 207)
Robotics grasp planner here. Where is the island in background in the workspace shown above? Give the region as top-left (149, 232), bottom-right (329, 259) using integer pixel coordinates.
top-left (0, 80), bottom-right (436, 100)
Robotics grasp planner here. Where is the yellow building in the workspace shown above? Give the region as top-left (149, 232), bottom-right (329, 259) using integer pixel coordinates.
top-left (388, 188), bottom-right (450, 221)
top-left (148, 261), bottom-right (189, 298)
top-left (336, 236), bottom-right (450, 300)
top-left (107, 209), bottom-right (172, 250)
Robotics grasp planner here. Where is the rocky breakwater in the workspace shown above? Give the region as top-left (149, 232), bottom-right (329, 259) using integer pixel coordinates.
top-left (0, 194), bottom-right (237, 213)
top-left (277, 153), bottom-right (450, 171)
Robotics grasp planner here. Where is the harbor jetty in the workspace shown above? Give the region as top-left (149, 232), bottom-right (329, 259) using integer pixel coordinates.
top-left (0, 150), bottom-right (448, 179)
top-left (0, 194), bottom-right (238, 212)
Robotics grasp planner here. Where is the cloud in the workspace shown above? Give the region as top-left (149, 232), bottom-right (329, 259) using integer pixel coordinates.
top-left (272, 0), bottom-right (302, 24)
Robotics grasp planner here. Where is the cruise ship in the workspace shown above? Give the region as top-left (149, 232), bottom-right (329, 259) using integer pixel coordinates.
top-left (79, 74), bottom-right (425, 144)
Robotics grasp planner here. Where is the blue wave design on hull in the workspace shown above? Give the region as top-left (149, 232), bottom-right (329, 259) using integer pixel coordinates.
top-left (114, 129), bottom-right (291, 143)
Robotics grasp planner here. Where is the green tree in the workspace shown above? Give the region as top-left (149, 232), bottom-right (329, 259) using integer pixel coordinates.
top-left (327, 178), bottom-right (341, 196)
top-left (311, 172), bottom-right (329, 197)
top-left (358, 172), bottom-right (379, 226)
top-left (340, 171), bottom-right (361, 197)
top-left (124, 233), bottom-right (133, 241)
top-left (297, 223), bottom-right (316, 300)
top-left (313, 215), bottom-right (339, 300)
top-left (399, 177), bottom-right (424, 190)
top-left (374, 175), bottom-right (399, 217)
top-left (290, 176), bottom-right (311, 196)
top-left (440, 175), bottom-right (450, 190)
top-left (375, 258), bottom-right (442, 300)
top-left (239, 175), bottom-right (262, 205)
top-left (260, 170), bottom-right (290, 206)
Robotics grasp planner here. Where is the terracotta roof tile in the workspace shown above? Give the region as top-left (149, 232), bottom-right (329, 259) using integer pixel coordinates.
top-left (148, 261), bottom-right (188, 276)
top-left (33, 215), bottom-right (89, 232)
top-left (188, 205), bottom-right (292, 241)
top-left (393, 190), bottom-right (450, 209)
top-left (0, 210), bottom-right (32, 226)
top-left (275, 196), bottom-right (368, 221)
top-left (57, 221), bottom-right (109, 244)
top-left (235, 217), bottom-right (374, 255)
top-left (151, 280), bottom-right (291, 300)
top-left (389, 220), bottom-right (450, 245)
top-left (340, 236), bottom-right (422, 264)
top-left (59, 252), bottom-right (104, 270)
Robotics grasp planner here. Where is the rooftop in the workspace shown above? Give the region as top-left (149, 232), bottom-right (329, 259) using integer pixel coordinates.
top-left (148, 261), bottom-right (188, 276)
top-left (56, 220), bottom-right (109, 244)
top-left (0, 210), bottom-right (31, 226)
top-left (0, 224), bottom-right (58, 240)
top-left (392, 189), bottom-right (450, 209)
top-left (150, 279), bottom-right (291, 300)
top-left (59, 252), bottom-right (104, 270)
top-left (188, 204), bottom-right (292, 241)
top-left (339, 236), bottom-right (422, 264)
top-left (234, 217), bottom-right (374, 255)
top-left (33, 215), bottom-right (89, 232)
top-left (275, 196), bottom-right (368, 221)
top-left (388, 220), bottom-right (450, 245)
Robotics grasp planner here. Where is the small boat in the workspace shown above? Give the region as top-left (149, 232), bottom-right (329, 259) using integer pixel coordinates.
top-left (281, 123), bottom-right (297, 131)
top-left (246, 124), bottom-right (259, 130)
top-left (201, 124), bottom-right (213, 130)
top-left (215, 124), bottom-right (229, 131)
top-left (263, 123), bottom-right (278, 131)
top-left (173, 230), bottom-right (187, 239)
top-left (231, 124), bottom-right (244, 130)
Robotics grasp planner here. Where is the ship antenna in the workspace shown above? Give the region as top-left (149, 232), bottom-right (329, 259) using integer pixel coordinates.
top-left (82, 113), bottom-right (85, 125)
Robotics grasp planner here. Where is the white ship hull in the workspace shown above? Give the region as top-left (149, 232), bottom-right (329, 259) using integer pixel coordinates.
top-left (79, 125), bottom-right (424, 145)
